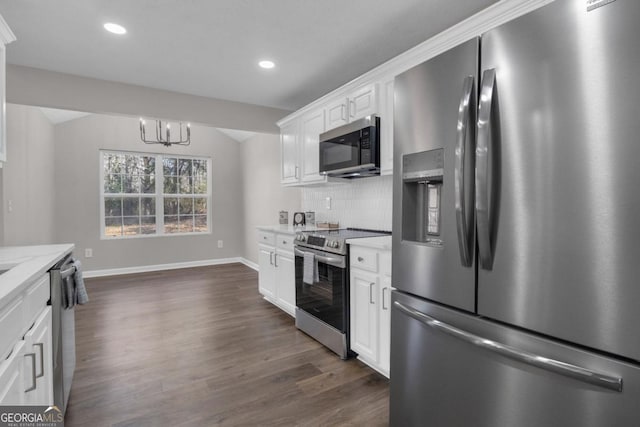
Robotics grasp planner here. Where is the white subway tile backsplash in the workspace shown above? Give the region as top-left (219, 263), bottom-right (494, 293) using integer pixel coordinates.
top-left (302, 175), bottom-right (393, 231)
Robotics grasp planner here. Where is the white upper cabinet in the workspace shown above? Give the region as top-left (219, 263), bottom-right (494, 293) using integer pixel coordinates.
top-left (325, 83), bottom-right (378, 131)
top-left (301, 109), bottom-right (326, 183)
top-left (280, 120), bottom-right (300, 185)
top-left (379, 77), bottom-right (394, 176)
top-left (0, 16), bottom-right (15, 167)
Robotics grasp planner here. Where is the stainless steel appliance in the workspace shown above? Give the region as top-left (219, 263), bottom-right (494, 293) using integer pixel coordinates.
top-left (391, 0), bottom-right (640, 425)
top-left (319, 115), bottom-right (380, 178)
top-left (49, 255), bottom-right (77, 415)
top-left (294, 228), bottom-right (389, 358)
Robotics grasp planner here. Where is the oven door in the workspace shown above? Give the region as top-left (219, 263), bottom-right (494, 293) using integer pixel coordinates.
top-left (294, 247), bottom-right (348, 333)
top-left (319, 129), bottom-right (361, 175)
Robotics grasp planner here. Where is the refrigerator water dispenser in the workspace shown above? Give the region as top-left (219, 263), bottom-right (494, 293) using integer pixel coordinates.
top-left (402, 149), bottom-right (444, 246)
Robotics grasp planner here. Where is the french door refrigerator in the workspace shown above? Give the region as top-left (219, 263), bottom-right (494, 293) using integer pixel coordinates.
top-left (390, 0), bottom-right (640, 425)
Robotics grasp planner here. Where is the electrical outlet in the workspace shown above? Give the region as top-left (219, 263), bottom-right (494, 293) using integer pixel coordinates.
top-left (85, 248), bottom-right (93, 258)
top-left (326, 197), bottom-right (332, 210)
top-left (217, 240), bottom-right (223, 248)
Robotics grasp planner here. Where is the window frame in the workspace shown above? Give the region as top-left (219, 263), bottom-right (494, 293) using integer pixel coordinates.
top-left (99, 149), bottom-right (212, 240)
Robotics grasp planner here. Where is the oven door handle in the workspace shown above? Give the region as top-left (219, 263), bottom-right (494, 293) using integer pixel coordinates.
top-left (294, 248), bottom-right (345, 268)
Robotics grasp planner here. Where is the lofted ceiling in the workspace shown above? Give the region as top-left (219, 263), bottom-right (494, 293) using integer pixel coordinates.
top-left (0, 0), bottom-right (497, 112)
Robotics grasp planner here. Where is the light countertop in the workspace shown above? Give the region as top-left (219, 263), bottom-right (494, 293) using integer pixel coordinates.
top-left (346, 235), bottom-right (392, 251)
top-left (257, 224), bottom-right (328, 235)
top-left (0, 244), bottom-right (75, 306)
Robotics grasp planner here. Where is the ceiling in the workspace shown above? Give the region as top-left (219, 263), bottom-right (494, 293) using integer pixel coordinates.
top-left (0, 0), bottom-right (497, 112)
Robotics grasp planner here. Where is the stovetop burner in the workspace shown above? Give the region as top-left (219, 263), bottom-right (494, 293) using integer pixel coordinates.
top-left (294, 227), bottom-right (390, 255)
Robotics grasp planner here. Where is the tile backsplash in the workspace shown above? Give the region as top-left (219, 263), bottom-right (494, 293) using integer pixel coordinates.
top-left (302, 175), bottom-right (393, 231)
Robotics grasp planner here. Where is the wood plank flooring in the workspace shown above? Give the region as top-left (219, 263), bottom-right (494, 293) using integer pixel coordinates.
top-left (65, 263), bottom-right (389, 426)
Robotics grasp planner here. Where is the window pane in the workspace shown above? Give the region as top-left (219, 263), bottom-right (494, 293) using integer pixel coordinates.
top-left (179, 215), bottom-right (194, 232)
top-left (164, 197), bottom-right (178, 215)
top-left (178, 158), bottom-right (192, 176)
top-left (194, 215), bottom-right (207, 232)
top-left (164, 176), bottom-right (177, 194)
top-left (179, 176), bottom-right (192, 194)
top-left (104, 154), bottom-right (125, 174)
top-left (104, 174), bottom-right (122, 193)
top-left (104, 197), bottom-right (122, 217)
top-left (123, 198), bottom-right (140, 216)
top-left (163, 158), bottom-right (177, 176)
top-left (141, 197), bottom-right (155, 216)
top-left (179, 198), bottom-right (193, 214)
top-left (141, 175), bottom-right (155, 193)
top-left (105, 217), bottom-right (122, 237)
top-left (141, 156), bottom-right (156, 175)
top-left (123, 217), bottom-right (140, 235)
top-left (124, 176), bottom-right (141, 193)
top-left (194, 198), bottom-right (207, 214)
top-left (141, 216), bottom-right (156, 235)
top-left (193, 159), bottom-right (207, 176)
top-left (193, 175), bottom-right (207, 194)
top-left (125, 155), bottom-right (143, 175)
top-left (164, 215), bottom-right (179, 233)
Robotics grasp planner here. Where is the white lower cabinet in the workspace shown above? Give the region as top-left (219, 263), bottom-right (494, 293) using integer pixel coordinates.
top-left (23, 306), bottom-right (53, 405)
top-left (350, 245), bottom-right (392, 377)
top-left (257, 230), bottom-right (296, 317)
top-left (0, 340), bottom-right (26, 405)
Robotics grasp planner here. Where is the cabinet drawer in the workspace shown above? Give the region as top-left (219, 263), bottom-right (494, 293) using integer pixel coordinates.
top-left (350, 247), bottom-right (378, 273)
top-left (276, 234), bottom-right (294, 252)
top-left (0, 296), bottom-right (24, 361)
top-left (258, 231), bottom-right (275, 246)
top-left (24, 274), bottom-right (50, 329)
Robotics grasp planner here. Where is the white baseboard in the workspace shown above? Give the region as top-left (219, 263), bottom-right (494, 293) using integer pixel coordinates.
top-left (84, 257), bottom-right (251, 278)
top-left (239, 258), bottom-right (259, 271)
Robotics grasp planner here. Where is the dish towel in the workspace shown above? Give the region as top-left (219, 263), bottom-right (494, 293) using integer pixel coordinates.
top-left (72, 258), bottom-right (89, 305)
top-left (303, 251), bottom-right (319, 285)
top-left (63, 276), bottom-right (75, 309)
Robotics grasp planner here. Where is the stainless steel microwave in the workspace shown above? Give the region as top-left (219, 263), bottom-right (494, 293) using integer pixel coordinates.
top-left (319, 115), bottom-right (380, 178)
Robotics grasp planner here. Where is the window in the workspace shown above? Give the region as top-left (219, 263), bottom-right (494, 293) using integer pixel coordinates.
top-left (101, 150), bottom-right (211, 238)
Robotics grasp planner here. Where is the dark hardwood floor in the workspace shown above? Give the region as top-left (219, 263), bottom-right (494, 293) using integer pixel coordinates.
top-left (65, 263), bottom-right (389, 426)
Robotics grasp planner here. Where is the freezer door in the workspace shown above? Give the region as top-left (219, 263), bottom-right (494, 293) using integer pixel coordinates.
top-left (478, 0), bottom-right (640, 361)
top-left (390, 291), bottom-right (640, 427)
top-left (392, 37), bottom-right (478, 311)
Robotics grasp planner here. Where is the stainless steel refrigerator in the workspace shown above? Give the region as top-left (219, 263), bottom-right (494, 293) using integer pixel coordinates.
top-left (390, 0), bottom-right (640, 425)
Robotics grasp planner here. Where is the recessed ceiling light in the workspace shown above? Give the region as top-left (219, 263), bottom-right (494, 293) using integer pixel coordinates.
top-left (104, 22), bottom-right (127, 35)
top-left (258, 60), bottom-right (275, 69)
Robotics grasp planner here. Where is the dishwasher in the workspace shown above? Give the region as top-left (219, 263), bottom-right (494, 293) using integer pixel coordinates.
top-left (49, 254), bottom-right (76, 415)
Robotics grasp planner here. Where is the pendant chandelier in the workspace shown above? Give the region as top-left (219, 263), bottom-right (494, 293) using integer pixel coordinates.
top-left (139, 118), bottom-right (191, 147)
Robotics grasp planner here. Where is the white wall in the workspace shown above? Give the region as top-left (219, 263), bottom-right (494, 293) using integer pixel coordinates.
top-left (302, 175), bottom-right (393, 231)
top-left (240, 133), bottom-right (301, 265)
top-left (3, 104), bottom-right (56, 245)
top-left (53, 112), bottom-right (244, 271)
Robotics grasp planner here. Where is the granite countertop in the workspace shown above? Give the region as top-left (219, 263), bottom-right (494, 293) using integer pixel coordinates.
top-left (0, 244), bottom-right (75, 306)
top-left (346, 235), bottom-right (392, 251)
top-left (256, 224), bottom-right (326, 235)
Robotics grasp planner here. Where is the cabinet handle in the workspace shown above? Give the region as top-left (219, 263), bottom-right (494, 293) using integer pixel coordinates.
top-left (369, 283), bottom-right (375, 304)
top-left (295, 166), bottom-right (299, 179)
top-left (24, 352), bottom-right (37, 392)
top-left (350, 100), bottom-right (356, 117)
top-left (34, 343), bottom-right (44, 378)
top-left (269, 252), bottom-right (273, 265)
top-left (282, 240), bottom-right (287, 245)
top-left (274, 253), bottom-right (278, 267)
top-left (382, 287), bottom-right (388, 310)
top-left (357, 257), bottom-right (364, 262)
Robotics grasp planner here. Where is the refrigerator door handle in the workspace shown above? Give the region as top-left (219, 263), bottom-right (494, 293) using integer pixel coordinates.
top-left (455, 75), bottom-right (475, 267)
top-left (394, 301), bottom-right (623, 392)
top-left (476, 69), bottom-right (496, 269)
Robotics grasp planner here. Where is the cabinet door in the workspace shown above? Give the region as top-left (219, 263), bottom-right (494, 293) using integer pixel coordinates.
top-left (275, 250), bottom-right (296, 317)
top-left (0, 44), bottom-right (5, 164)
top-left (379, 275), bottom-right (392, 377)
top-left (23, 307), bottom-right (53, 405)
top-left (325, 98), bottom-right (349, 131)
top-left (0, 340), bottom-right (26, 405)
top-left (350, 269), bottom-right (379, 363)
top-left (280, 120), bottom-right (300, 185)
top-left (258, 244), bottom-right (276, 300)
top-left (301, 110), bottom-right (326, 183)
top-left (379, 78), bottom-right (394, 175)
top-left (349, 83), bottom-right (378, 121)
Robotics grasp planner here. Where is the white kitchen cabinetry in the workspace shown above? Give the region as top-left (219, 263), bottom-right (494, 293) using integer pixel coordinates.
top-left (379, 77), bottom-right (394, 175)
top-left (300, 109), bottom-right (326, 183)
top-left (0, 18), bottom-right (15, 167)
top-left (325, 83), bottom-right (378, 131)
top-left (349, 243), bottom-right (392, 377)
top-left (257, 230), bottom-right (296, 316)
top-left (0, 272), bottom-right (53, 405)
top-left (280, 120), bottom-right (300, 185)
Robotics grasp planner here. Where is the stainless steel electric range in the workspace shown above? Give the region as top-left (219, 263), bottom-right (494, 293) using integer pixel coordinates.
top-left (293, 228), bottom-right (390, 359)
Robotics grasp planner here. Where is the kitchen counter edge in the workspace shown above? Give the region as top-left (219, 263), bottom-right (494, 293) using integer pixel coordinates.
top-left (346, 236), bottom-right (392, 251)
